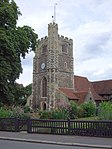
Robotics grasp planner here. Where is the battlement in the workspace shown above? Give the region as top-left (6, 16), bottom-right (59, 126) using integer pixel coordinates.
top-left (48, 22), bottom-right (58, 28)
top-left (38, 36), bottom-right (48, 43)
top-left (58, 34), bottom-right (73, 43)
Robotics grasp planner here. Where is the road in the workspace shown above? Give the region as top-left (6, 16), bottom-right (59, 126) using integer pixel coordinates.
top-left (0, 140), bottom-right (102, 149)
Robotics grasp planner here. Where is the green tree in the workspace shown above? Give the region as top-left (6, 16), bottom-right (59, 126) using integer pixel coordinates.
top-left (12, 83), bottom-right (25, 106)
top-left (15, 83), bottom-right (32, 106)
top-left (0, 0), bottom-right (38, 105)
top-left (98, 101), bottom-right (112, 120)
top-left (9, 83), bottom-right (32, 106)
top-left (24, 84), bottom-right (32, 98)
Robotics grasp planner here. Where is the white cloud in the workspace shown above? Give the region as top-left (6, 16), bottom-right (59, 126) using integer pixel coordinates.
top-left (74, 18), bottom-right (112, 81)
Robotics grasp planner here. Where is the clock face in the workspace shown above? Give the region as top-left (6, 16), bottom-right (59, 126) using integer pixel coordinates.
top-left (41, 63), bottom-right (45, 69)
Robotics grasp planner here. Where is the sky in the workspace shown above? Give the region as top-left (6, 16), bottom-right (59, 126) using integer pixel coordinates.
top-left (15, 0), bottom-right (112, 86)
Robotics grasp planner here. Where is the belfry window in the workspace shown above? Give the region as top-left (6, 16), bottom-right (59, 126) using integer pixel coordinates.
top-left (41, 77), bottom-right (47, 97)
top-left (62, 44), bottom-right (67, 53)
top-left (42, 45), bottom-right (47, 54)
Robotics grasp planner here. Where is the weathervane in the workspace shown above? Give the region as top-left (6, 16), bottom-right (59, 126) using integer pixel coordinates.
top-left (52, 3), bottom-right (57, 23)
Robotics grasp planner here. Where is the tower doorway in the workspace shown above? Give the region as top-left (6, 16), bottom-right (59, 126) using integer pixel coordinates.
top-left (42, 102), bottom-right (47, 110)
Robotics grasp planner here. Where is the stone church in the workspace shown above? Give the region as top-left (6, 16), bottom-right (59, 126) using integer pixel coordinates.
top-left (27, 22), bottom-right (112, 110)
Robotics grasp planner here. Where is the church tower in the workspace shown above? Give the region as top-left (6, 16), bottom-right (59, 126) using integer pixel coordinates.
top-left (32, 22), bottom-right (74, 110)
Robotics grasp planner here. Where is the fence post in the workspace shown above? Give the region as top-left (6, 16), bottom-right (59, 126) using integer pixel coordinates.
top-left (27, 118), bottom-right (31, 133)
top-left (68, 118), bottom-right (71, 135)
top-left (15, 118), bottom-right (19, 132)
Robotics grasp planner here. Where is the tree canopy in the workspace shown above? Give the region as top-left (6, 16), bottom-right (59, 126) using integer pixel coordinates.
top-left (13, 83), bottom-right (32, 106)
top-left (0, 0), bottom-right (38, 105)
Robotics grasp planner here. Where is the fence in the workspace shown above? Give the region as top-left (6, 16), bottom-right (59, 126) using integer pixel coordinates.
top-left (27, 119), bottom-right (112, 137)
top-left (0, 118), bottom-right (27, 132)
top-left (0, 118), bottom-right (112, 137)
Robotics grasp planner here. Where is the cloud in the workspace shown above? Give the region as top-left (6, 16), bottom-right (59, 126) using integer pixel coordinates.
top-left (85, 32), bottom-right (111, 58)
top-left (75, 25), bottom-right (112, 81)
top-left (90, 65), bottom-right (112, 81)
top-left (75, 20), bottom-right (112, 63)
top-left (76, 63), bottom-right (112, 82)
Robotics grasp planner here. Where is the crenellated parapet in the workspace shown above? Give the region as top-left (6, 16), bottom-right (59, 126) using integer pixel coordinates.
top-left (35, 36), bottom-right (48, 55)
top-left (38, 36), bottom-right (48, 44)
top-left (48, 22), bottom-right (58, 28)
top-left (58, 35), bottom-right (73, 44)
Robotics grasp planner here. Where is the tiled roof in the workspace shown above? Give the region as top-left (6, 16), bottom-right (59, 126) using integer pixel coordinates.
top-left (74, 91), bottom-right (87, 104)
top-left (58, 87), bottom-right (78, 100)
top-left (58, 75), bottom-right (107, 104)
top-left (92, 80), bottom-right (112, 95)
top-left (74, 75), bottom-right (103, 101)
top-left (74, 75), bottom-right (90, 92)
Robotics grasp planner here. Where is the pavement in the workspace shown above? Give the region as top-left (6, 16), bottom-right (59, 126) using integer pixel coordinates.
top-left (0, 131), bottom-right (112, 149)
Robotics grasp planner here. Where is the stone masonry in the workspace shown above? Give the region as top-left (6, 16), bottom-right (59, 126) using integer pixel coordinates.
top-left (32, 22), bottom-right (74, 110)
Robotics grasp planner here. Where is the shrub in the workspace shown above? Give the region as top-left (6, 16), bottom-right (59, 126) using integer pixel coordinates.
top-left (39, 110), bottom-right (52, 119)
top-left (98, 101), bottom-right (112, 120)
top-left (24, 105), bottom-right (31, 113)
top-left (9, 106), bottom-right (30, 119)
top-left (77, 106), bottom-right (85, 118)
top-left (51, 109), bottom-right (65, 119)
top-left (53, 108), bottom-right (69, 119)
top-left (0, 107), bottom-right (11, 118)
top-left (39, 107), bottom-right (69, 120)
top-left (79, 101), bottom-right (96, 117)
top-left (69, 101), bottom-right (78, 119)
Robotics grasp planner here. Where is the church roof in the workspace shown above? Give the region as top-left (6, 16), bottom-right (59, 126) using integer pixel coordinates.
top-left (74, 91), bottom-right (87, 104)
top-left (57, 76), bottom-right (110, 104)
top-left (92, 80), bottom-right (112, 95)
top-left (74, 75), bottom-right (103, 101)
top-left (74, 75), bottom-right (91, 92)
top-left (58, 87), bottom-right (78, 100)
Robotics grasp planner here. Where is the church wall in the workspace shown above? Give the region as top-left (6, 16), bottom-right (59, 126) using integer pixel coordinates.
top-left (58, 72), bottom-right (74, 88)
top-left (32, 22), bottom-right (74, 110)
top-left (57, 35), bottom-right (74, 88)
top-left (55, 90), bottom-right (69, 108)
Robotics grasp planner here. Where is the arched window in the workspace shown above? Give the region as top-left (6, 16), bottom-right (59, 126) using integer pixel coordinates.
top-left (41, 77), bottom-right (47, 97)
top-left (64, 62), bottom-right (67, 68)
